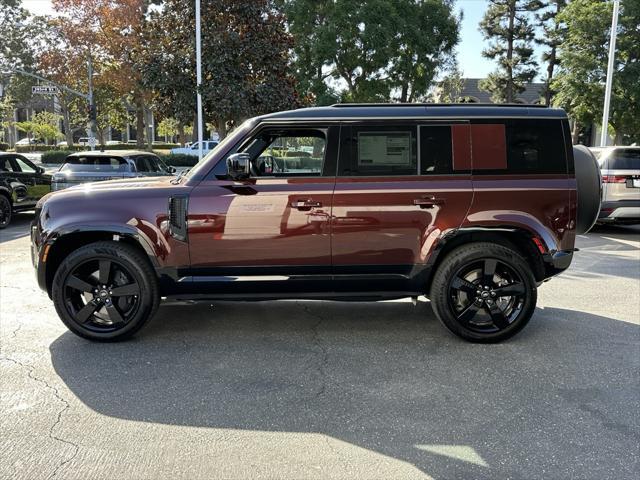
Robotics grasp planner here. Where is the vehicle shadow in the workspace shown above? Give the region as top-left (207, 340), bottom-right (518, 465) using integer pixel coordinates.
top-left (49, 301), bottom-right (639, 479)
top-left (0, 212), bottom-right (34, 243)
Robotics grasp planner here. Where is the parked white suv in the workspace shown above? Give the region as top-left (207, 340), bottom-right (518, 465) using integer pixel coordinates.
top-left (170, 140), bottom-right (218, 156)
top-left (594, 146), bottom-right (640, 224)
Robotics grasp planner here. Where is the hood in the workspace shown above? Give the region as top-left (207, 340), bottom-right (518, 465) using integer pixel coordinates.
top-left (65, 175), bottom-right (176, 191)
top-left (37, 176), bottom-right (184, 209)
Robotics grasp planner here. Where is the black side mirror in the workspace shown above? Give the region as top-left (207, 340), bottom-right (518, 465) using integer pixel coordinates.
top-left (167, 166), bottom-right (176, 174)
top-left (36, 166), bottom-right (45, 174)
top-left (226, 153), bottom-right (250, 180)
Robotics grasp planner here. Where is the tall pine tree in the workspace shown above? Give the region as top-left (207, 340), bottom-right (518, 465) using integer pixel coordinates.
top-left (479, 0), bottom-right (542, 103)
top-left (537, 0), bottom-right (566, 105)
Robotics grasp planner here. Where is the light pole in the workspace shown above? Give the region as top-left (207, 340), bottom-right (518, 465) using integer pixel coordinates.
top-left (600, 0), bottom-right (620, 147)
top-left (195, 0), bottom-right (204, 160)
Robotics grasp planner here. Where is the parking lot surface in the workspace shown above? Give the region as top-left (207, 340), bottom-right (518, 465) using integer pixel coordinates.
top-left (1, 213), bottom-right (639, 480)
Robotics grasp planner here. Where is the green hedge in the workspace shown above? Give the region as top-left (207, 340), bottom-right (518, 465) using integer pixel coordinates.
top-left (16, 142), bottom-right (180, 153)
top-left (0, 142), bottom-right (8, 151)
top-left (40, 149), bottom-right (200, 167)
top-left (41, 150), bottom-right (73, 164)
top-left (158, 153), bottom-right (200, 167)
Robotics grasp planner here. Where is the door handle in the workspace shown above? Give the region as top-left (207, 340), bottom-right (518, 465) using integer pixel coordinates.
top-left (291, 199), bottom-right (322, 211)
top-left (413, 196), bottom-right (444, 209)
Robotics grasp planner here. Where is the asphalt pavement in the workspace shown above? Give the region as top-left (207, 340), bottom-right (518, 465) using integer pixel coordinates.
top-left (1, 213), bottom-right (639, 480)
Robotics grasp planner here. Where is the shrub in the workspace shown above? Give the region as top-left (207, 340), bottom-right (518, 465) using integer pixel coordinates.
top-left (41, 150), bottom-right (73, 164)
top-left (285, 150), bottom-right (311, 157)
top-left (0, 142), bottom-right (8, 151)
top-left (158, 153), bottom-right (200, 167)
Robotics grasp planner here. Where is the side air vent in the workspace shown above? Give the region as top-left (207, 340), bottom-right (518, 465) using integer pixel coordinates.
top-left (168, 195), bottom-right (188, 241)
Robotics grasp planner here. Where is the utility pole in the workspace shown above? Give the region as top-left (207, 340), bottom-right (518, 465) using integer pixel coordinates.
top-left (195, 0), bottom-right (204, 160)
top-left (600, 0), bottom-right (619, 147)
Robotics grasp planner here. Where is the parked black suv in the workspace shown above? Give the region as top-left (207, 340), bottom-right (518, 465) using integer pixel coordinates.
top-left (0, 152), bottom-right (51, 228)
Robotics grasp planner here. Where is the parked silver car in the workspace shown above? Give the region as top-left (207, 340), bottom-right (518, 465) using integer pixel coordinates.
top-left (52, 150), bottom-right (175, 191)
top-left (593, 146), bottom-right (640, 224)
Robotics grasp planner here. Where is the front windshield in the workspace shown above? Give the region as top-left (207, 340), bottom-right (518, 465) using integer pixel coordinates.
top-left (184, 119), bottom-right (256, 179)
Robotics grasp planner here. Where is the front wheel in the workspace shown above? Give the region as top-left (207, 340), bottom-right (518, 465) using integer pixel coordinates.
top-left (430, 243), bottom-right (537, 343)
top-left (52, 241), bottom-right (159, 341)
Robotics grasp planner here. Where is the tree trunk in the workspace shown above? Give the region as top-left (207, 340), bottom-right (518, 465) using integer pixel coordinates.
top-left (506, 2), bottom-right (515, 103)
top-left (61, 95), bottom-right (74, 147)
top-left (216, 118), bottom-right (227, 140)
top-left (545, 46), bottom-right (557, 106)
top-left (571, 121), bottom-right (580, 144)
top-left (177, 122), bottom-right (185, 146)
top-left (145, 107), bottom-right (153, 151)
top-left (400, 82), bottom-right (409, 103)
top-left (191, 114), bottom-right (199, 144)
top-left (135, 96), bottom-right (145, 148)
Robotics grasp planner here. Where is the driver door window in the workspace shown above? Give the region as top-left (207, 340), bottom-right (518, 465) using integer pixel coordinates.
top-left (243, 129), bottom-right (327, 178)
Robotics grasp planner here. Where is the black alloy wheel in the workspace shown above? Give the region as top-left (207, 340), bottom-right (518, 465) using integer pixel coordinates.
top-left (63, 258), bottom-right (142, 333)
top-left (52, 241), bottom-right (159, 341)
top-left (448, 258), bottom-right (526, 334)
top-left (430, 242), bottom-right (537, 343)
top-left (0, 195), bottom-right (11, 229)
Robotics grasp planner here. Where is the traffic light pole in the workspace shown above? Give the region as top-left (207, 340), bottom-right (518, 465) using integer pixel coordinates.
top-left (2, 66), bottom-right (95, 148)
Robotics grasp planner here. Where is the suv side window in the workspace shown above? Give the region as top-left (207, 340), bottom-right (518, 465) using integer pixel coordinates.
top-left (340, 125), bottom-right (417, 176)
top-left (471, 119), bottom-right (567, 174)
top-left (14, 156), bottom-right (36, 173)
top-left (241, 128), bottom-right (327, 177)
top-left (0, 156), bottom-right (18, 172)
top-left (420, 125), bottom-right (454, 175)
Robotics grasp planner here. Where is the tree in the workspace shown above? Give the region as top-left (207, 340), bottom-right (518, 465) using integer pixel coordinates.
top-left (157, 117), bottom-right (178, 142)
top-left (283, 0), bottom-right (459, 103)
top-left (552, 0), bottom-right (640, 143)
top-left (143, 0), bottom-right (299, 140)
top-left (432, 64), bottom-right (466, 103)
top-left (52, 0), bottom-right (152, 148)
top-left (14, 121), bottom-right (37, 148)
top-left (0, 0), bottom-right (44, 144)
top-left (32, 111), bottom-right (63, 144)
top-left (536, 0), bottom-right (566, 105)
top-left (479, 0), bottom-right (542, 103)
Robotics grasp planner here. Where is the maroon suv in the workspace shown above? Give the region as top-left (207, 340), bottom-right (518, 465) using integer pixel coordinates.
top-left (31, 104), bottom-right (601, 342)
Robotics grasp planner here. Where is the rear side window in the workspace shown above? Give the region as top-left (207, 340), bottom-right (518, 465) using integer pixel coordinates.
top-left (606, 149), bottom-right (639, 170)
top-left (340, 125), bottom-right (417, 176)
top-left (472, 119), bottom-right (567, 174)
top-left (61, 156), bottom-right (128, 172)
top-left (420, 126), bottom-right (453, 175)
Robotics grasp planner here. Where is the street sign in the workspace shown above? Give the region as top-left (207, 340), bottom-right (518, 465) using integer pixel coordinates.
top-left (32, 85), bottom-right (59, 95)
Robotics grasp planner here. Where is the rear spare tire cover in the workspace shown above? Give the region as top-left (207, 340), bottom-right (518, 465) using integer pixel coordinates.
top-left (573, 145), bottom-right (602, 234)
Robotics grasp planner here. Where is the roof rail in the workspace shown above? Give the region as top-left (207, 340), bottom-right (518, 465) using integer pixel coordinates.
top-left (331, 102), bottom-right (549, 108)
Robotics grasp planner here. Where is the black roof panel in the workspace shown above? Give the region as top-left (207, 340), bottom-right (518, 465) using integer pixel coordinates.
top-left (259, 104), bottom-right (567, 121)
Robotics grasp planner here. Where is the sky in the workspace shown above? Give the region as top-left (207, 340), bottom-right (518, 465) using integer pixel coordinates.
top-left (22, 0), bottom-right (545, 81)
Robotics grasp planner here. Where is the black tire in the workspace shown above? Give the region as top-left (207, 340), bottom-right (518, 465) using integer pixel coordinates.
top-left (52, 241), bottom-right (159, 341)
top-left (430, 242), bottom-right (537, 343)
top-left (0, 194), bottom-right (12, 229)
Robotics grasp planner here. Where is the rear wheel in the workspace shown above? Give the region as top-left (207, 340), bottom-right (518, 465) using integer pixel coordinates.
top-left (52, 241), bottom-right (159, 341)
top-left (0, 195), bottom-right (11, 229)
top-left (430, 243), bottom-right (537, 343)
